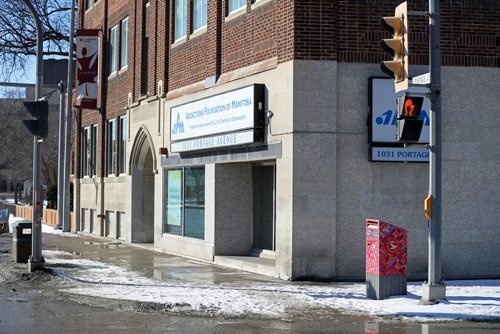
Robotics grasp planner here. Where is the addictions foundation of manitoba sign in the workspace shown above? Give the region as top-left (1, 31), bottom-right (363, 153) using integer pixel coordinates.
top-left (170, 84), bottom-right (265, 153)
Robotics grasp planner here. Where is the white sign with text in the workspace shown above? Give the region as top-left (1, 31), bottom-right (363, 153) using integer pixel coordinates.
top-left (170, 85), bottom-right (257, 142)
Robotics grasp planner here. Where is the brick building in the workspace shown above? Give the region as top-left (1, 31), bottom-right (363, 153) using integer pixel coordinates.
top-left (74, 0), bottom-right (500, 280)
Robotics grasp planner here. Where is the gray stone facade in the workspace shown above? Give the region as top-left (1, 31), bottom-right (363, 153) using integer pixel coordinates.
top-left (78, 60), bottom-right (500, 280)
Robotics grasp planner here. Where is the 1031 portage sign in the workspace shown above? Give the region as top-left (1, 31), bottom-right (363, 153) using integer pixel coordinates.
top-left (369, 77), bottom-right (430, 162)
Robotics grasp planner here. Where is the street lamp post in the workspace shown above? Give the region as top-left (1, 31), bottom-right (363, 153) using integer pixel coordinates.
top-left (20, 0), bottom-right (45, 272)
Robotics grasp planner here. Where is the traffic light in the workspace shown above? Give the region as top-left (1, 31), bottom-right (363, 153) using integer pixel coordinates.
top-left (22, 100), bottom-right (49, 138)
top-left (396, 95), bottom-right (424, 143)
top-left (380, 1), bottom-right (408, 93)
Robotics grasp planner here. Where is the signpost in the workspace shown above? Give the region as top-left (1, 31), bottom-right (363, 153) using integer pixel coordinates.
top-left (422, 0), bottom-right (446, 303)
top-left (379, 1), bottom-right (445, 303)
top-left (20, 0), bottom-right (45, 272)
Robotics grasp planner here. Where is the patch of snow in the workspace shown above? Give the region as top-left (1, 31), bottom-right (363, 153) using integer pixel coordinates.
top-left (41, 250), bottom-right (500, 321)
top-left (7, 214), bottom-right (77, 236)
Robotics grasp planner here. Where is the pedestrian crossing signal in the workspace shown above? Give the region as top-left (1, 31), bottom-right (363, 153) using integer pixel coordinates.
top-left (22, 100), bottom-right (49, 138)
top-left (396, 95), bottom-right (424, 143)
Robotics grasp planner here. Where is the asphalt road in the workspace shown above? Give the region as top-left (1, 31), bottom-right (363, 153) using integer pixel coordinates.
top-left (1, 232), bottom-right (500, 333)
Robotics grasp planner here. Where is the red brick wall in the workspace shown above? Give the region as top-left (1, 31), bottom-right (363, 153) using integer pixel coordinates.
top-left (79, 0), bottom-right (500, 104)
top-left (75, 0), bottom-right (499, 178)
top-left (294, 0), bottom-right (337, 60)
top-left (337, 0), bottom-right (499, 67)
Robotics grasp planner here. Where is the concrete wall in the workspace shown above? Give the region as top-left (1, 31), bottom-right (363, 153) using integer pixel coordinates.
top-left (335, 63), bottom-right (500, 280)
top-left (439, 66), bottom-right (500, 278)
top-left (157, 60), bottom-right (294, 277)
top-left (79, 179), bottom-right (101, 235)
top-left (98, 58), bottom-right (500, 281)
top-left (289, 60), bottom-right (338, 279)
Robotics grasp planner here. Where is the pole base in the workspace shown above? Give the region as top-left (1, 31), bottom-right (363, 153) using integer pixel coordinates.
top-left (28, 257), bottom-right (45, 272)
top-left (421, 281), bottom-right (446, 303)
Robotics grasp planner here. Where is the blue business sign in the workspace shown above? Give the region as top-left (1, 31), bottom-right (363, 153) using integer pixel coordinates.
top-left (369, 78), bottom-right (430, 162)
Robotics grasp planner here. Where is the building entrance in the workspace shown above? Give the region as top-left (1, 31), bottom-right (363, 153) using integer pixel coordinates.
top-left (130, 128), bottom-right (156, 244)
top-left (252, 165), bottom-right (275, 252)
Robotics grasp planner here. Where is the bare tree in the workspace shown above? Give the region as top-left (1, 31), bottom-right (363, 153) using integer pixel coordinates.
top-left (0, 87), bottom-right (60, 203)
top-left (0, 90), bottom-right (33, 202)
top-left (0, 0), bottom-right (72, 80)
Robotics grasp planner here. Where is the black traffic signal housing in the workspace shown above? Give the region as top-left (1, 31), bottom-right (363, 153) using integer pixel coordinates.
top-left (380, 1), bottom-right (408, 93)
top-left (23, 100), bottom-right (49, 138)
top-left (396, 95), bottom-right (424, 143)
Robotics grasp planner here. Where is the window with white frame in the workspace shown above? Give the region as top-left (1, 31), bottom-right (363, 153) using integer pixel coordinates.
top-left (82, 127), bottom-right (90, 177)
top-left (120, 17), bottom-right (129, 69)
top-left (228, 0), bottom-right (246, 14)
top-left (85, 0), bottom-right (93, 11)
top-left (91, 124), bottom-right (98, 177)
top-left (109, 25), bottom-right (118, 74)
top-left (118, 116), bottom-right (127, 174)
top-left (174, 0), bottom-right (188, 41)
top-left (107, 119), bottom-right (116, 175)
top-left (192, 0), bottom-right (207, 32)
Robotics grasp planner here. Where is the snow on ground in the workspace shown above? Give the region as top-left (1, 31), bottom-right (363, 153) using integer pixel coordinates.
top-left (42, 250), bottom-right (500, 321)
top-left (7, 215), bottom-right (77, 237)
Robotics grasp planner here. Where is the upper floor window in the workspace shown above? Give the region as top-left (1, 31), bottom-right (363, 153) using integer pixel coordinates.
top-left (82, 127), bottom-right (90, 177)
top-left (108, 25), bottom-right (118, 75)
top-left (174, 0), bottom-right (188, 41)
top-left (192, 0), bottom-right (207, 32)
top-left (85, 0), bottom-right (93, 11)
top-left (228, 0), bottom-right (245, 14)
top-left (120, 18), bottom-right (129, 69)
top-left (141, 3), bottom-right (150, 95)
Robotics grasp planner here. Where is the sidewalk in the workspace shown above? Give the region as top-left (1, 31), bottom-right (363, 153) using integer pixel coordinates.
top-left (7, 216), bottom-right (500, 322)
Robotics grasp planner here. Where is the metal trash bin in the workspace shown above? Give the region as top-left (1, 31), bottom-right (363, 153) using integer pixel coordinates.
top-left (366, 219), bottom-right (407, 300)
top-left (0, 208), bottom-right (9, 234)
top-left (12, 220), bottom-right (32, 263)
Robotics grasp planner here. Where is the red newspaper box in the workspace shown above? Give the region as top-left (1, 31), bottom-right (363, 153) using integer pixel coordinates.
top-left (366, 219), bottom-right (407, 300)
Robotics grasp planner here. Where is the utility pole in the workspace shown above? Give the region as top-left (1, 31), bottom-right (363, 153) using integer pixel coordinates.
top-left (56, 81), bottom-right (65, 229)
top-left (422, 0), bottom-right (445, 303)
top-left (21, 0), bottom-right (45, 272)
top-left (62, 0), bottom-right (76, 232)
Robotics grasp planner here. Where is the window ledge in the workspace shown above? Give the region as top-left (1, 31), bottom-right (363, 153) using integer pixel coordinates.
top-left (172, 36), bottom-right (187, 48)
top-left (251, 0), bottom-right (274, 11)
top-left (225, 7), bottom-right (246, 23)
top-left (108, 71), bottom-right (118, 80)
top-left (118, 65), bottom-right (128, 74)
top-left (147, 95), bottom-right (159, 103)
top-left (190, 26), bottom-right (207, 40)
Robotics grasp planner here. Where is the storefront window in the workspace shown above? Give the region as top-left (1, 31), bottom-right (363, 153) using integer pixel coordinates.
top-left (164, 167), bottom-right (205, 239)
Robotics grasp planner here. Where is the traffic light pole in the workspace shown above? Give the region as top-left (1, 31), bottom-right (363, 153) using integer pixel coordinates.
top-left (56, 82), bottom-right (65, 229)
top-left (62, 0), bottom-right (76, 233)
top-left (21, 0), bottom-right (45, 272)
top-left (422, 0), bottom-right (445, 303)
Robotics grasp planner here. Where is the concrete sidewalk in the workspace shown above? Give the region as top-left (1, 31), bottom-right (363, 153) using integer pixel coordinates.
top-left (4, 221), bottom-right (500, 322)
top-left (41, 227), bottom-right (281, 286)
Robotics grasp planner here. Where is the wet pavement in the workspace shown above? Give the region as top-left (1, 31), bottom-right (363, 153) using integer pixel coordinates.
top-left (1, 231), bottom-right (500, 333)
top-left (42, 232), bottom-right (279, 285)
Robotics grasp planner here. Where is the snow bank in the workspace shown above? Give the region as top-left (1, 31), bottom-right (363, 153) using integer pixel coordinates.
top-left (42, 250), bottom-right (500, 321)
